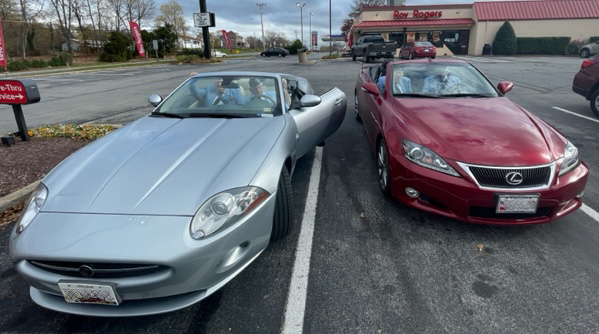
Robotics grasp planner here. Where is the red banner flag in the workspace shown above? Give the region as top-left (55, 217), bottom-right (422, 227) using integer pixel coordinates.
top-left (0, 20), bottom-right (7, 69)
top-left (129, 21), bottom-right (146, 58)
top-left (221, 30), bottom-right (232, 53)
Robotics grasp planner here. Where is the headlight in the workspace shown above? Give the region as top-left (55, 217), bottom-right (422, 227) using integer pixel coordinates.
top-left (559, 141), bottom-right (579, 176)
top-left (16, 183), bottom-right (48, 234)
top-left (190, 187), bottom-right (270, 239)
top-left (402, 139), bottom-right (460, 177)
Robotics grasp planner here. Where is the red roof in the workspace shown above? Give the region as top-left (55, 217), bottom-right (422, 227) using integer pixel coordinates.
top-left (475, 0), bottom-right (599, 21)
top-left (354, 18), bottom-right (475, 28)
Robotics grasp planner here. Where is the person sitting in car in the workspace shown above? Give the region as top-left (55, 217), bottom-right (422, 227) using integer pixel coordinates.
top-left (190, 75), bottom-right (245, 106)
top-left (391, 66), bottom-right (413, 94)
top-left (422, 67), bottom-right (461, 94)
top-left (245, 78), bottom-right (276, 103)
top-left (377, 59), bottom-right (393, 91)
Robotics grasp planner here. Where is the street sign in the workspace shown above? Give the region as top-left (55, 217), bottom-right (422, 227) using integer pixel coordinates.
top-left (0, 79), bottom-right (40, 105)
top-left (0, 79), bottom-right (41, 141)
top-left (193, 13), bottom-right (211, 27)
top-left (152, 40), bottom-right (158, 49)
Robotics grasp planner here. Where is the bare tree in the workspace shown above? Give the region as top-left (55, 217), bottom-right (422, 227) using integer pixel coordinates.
top-left (264, 31), bottom-right (288, 48)
top-left (341, 0), bottom-right (384, 35)
top-left (48, 0), bottom-right (73, 53)
top-left (0, 0), bottom-right (17, 20)
top-left (154, 0), bottom-right (185, 46)
top-left (124, 0), bottom-right (154, 27)
top-left (17, 0), bottom-right (45, 58)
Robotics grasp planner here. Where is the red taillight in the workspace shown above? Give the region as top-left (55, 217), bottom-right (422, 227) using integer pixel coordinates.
top-left (581, 59), bottom-right (596, 70)
top-left (415, 47), bottom-right (422, 52)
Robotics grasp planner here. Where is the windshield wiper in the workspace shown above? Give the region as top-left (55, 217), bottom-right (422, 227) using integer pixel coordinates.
top-left (151, 111), bottom-right (185, 118)
top-left (394, 93), bottom-right (440, 98)
top-left (189, 113), bottom-right (254, 118)
top-left (439, 93), bottom-right (493, 98)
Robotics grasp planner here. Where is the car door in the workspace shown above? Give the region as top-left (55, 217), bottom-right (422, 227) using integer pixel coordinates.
top-left (289, 88), bottom-right (347, 157)
top-left (358, 66), bottom-right (381, 148)
top-left (593, 42), bottom-right (599, 54)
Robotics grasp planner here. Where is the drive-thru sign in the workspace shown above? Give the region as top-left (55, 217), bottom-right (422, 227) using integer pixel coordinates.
top-left (0, 79), bottom-right (40, 141)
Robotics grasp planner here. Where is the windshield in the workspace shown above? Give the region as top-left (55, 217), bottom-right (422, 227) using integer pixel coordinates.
top-left (391, 63), bottom-right (499, 98)
top-left (415, 42), bottom-right (433, 47)
top-left (154, 75), bottom-right (282, 118)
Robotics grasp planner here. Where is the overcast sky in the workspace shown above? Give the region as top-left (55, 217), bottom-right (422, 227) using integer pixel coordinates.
top-left (175, 0), bottom-right (483, 46)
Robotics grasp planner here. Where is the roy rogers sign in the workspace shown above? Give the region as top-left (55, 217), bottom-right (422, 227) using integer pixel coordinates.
top-left (394, 10), bottom-right (443, 20)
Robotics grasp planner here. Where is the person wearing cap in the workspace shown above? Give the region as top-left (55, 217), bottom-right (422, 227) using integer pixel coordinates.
top-left (245, 78), bottom-right (277, 104)
top-left (190, 76), bottom-right (245, 106)
top-left (377, 59), bottom-right (394, 91)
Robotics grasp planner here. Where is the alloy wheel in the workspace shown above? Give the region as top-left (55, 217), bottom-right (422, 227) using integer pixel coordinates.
top-left (377, 140), bottom-right (390, 195)
top-left (354, 93), bottom-right (361, 121)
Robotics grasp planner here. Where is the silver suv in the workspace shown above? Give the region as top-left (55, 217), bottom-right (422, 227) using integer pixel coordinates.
top-left (580, 40), bottom-right (599, 58)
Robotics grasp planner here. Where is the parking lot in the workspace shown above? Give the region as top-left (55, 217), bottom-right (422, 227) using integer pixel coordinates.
top-left (1, 54), bottom-right (598, 333)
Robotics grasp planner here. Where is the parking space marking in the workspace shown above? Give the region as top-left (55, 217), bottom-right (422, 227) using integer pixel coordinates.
top-left (32, 78), bottom-right (85, 82)
top-left (581, 204), bottom-right (599, 223)
top-left (282, 146), bottom-right (323, 334)
top-left (85, 72), bottom-right (137, 76)
top-left (552, 106), bottom-right (599, 124)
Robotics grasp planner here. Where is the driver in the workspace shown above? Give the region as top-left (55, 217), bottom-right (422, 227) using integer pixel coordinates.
top-left (245, 78), bottom-right (276, 103)
top-left (422, 67), bottom-right (461, 94)
top-left (190, 76), bottom-right (245, 106)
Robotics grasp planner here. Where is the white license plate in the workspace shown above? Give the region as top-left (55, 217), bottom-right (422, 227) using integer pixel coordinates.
top-left (496, 195), bottom-right (539, 213)
top-left (58, 281), bottom-right (120, 306)
top-left (424, 49), bottom-right (430, 52)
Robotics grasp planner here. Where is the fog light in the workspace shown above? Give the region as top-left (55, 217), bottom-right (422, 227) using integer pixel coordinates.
top-left (405, 187), bottom-right (419, 198)
top-left (576, 191), bottom-right (584, 199)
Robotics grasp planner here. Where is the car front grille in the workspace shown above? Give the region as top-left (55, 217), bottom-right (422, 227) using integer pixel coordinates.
top-left (459, 162), bottom-right (554, 189)
top-left (29, 260), bottom-right (169, 279)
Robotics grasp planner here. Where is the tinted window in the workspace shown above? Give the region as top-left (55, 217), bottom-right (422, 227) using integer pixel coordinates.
top-left (415, 42), bottom-right (433, 47)
top-left (364, 37), bottom-right (385, 43)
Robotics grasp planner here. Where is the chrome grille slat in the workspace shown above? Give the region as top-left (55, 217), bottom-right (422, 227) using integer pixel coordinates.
top-left (28, 260), bottom-right (168, 279)
top-left (457, 162), bottom-right (556, 190)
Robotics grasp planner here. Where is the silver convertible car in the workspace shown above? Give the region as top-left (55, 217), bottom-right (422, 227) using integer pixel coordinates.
top-left (10, 71), bottom-right (346, 316)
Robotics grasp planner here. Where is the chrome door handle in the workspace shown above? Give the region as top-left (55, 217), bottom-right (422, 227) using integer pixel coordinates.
top-left (334, 98), bottom-right (343, 106)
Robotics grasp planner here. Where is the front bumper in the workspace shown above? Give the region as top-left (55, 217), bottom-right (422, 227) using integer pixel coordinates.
top-left (9, 194), bottom-right (276, 316)
top-left (389, 157), bottom-right (588, 225)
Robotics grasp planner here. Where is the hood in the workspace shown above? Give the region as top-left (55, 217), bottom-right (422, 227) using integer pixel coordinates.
top-left (394, 97), bottom-right (566, 166)
top-left (41, 115), bottom-right (286, 215)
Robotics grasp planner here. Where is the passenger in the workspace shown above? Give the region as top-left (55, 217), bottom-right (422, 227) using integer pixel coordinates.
top-left (392, 66), bottom-right (413, 94)
top-left (190, 76), bottom-right (245, 106)
top-left (245, 78), bottom-right (276, 103)
top-left (376, 59), bottom-right (394, 91)
top-left (422, 67), bottom-right (461, 94)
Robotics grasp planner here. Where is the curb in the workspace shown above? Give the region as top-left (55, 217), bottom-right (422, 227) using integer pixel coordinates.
top-left (0, 180), bottom-right (40, 213)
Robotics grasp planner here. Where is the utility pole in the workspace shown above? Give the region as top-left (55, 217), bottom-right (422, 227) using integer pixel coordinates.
top-left (257, 3), bottom-right (267, 51)
top-left (329, 0), bottom-right (332, 56)
top-left (309, 12), bottom-right (313, 50)
top-left (296, 3), bottom-right (306, 46)
top-left (199, 0), bottom-right (211, 59)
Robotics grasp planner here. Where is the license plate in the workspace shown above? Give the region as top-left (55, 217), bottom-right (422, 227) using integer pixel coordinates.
top-left (58, 281), bottom-right (120, 306)
top-left (496, 195), bottom-right (539, 213)
top-left (424, 49), bottom-right (430, 52)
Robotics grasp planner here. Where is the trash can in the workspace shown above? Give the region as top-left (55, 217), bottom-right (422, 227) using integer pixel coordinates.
top-left (482, 44), bottom-right (492, 55)
top-left (297, 48), bottom-right (307, 63)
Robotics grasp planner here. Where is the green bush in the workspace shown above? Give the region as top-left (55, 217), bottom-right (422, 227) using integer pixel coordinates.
top-left (285, 39), bottom-right (305, 55)
top-left (30, 59), bottom-right (47, 68)
top-left (176, 49), bottom-right (205, 57)
top-left (58, 53), bottom-right (73, 66)
top-left (100, 31), bottom-right (132, 62)
top-left (590, 36), bottom-right (599, 43)
top-left (176, 55), bottom-right (199, 63)
top-left (48, 56), bottom-right (65, 67)
top-left (7, 60), bottom-right (29, 71)
top-left (517, 37), bottom-right (570, 55)
top-left (492, 21), bottom-right (517, 55)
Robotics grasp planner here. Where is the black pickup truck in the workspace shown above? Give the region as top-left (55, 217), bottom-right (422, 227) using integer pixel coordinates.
top-left (351, 34), bottom-right (397, 62)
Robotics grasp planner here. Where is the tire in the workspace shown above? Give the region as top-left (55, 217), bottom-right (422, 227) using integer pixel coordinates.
top-left (377, 138), bottom-right (391, 197)
top-left (408, 53), bottom-right (413, 60)
top-left (399, 52), bottom-right (403, 59)
top-left (354, 91), bottom-right (361, 122)
top-left (352, 53), bottom-right (357, 61)
top-left (270, 167), bottom-right (294, 242)
top-left (365, 56), bottom-right (370, 63)
top-left (278, 53), bottom-right (282, 57)
top-left (431, 56), bottom-right (436, 59)
top-left (591, 88), bottom-right (599, 118)
top-left (261, 54), bottom-right (265, 57)
top-left (580, 49), bottom-right (590, 58)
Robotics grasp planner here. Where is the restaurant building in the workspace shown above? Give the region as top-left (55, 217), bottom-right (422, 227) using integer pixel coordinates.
top-left (350, 0), bottom-right (599, 56)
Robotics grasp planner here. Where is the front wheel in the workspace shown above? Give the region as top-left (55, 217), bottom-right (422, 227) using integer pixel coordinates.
top-left (591, 89), bottom-right (599, 118)
top-left (580, 49), bottom-right (590, 58)
top-left (408, 53), bottom-right (413, 60)
top-left (278, 53), bottom-right (282, 57)
top-left (377, 139), bottom-right (392, 197)
top-left (352, 53), bottom-right (357, 61)
top-left (354, 91), bottom-right (361, 122)
top-left (270, 167), bottom-right (294, 242)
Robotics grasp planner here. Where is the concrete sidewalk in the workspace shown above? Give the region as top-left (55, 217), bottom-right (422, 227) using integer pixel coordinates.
top-left (2, 59), bottom-right (173, 78)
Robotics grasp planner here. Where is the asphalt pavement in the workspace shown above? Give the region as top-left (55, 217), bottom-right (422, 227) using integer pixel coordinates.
top-left (1, 53), bottom-right (598, 333)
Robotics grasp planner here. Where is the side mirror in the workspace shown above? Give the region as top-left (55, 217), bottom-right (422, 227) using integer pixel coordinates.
top-left (300, 94), bottom-right (322, 108)
top-left (148, 94), bottom-right (163, 107)
top-left (361, 83), bottom-right (379, 96)
top-left (497, 82), bottom-right (514, 95)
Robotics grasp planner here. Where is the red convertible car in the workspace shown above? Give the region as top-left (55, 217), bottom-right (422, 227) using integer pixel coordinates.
top-left (355, 59), bottom-right (588, 225)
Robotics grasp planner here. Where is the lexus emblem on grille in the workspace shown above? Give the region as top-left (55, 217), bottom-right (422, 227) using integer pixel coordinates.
top-left (79, 265), bottom-right (94, 277)
top-left (505, 172), bottom-right (523, 185)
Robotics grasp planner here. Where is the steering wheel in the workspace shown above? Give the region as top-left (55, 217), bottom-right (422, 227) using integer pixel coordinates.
top-left (250, 94), bottom-right (276, 106)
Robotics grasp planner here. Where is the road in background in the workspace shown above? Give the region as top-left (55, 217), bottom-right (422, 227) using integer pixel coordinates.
top-left (1, 55), bottom-right (598, 333)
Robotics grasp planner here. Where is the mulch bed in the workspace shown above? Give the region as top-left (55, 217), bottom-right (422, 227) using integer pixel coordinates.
top-left (0, 137), bottom-right (89, 226)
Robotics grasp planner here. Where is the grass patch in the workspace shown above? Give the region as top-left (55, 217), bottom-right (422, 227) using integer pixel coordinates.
top-left (28, 124), bottom-right (117, 140)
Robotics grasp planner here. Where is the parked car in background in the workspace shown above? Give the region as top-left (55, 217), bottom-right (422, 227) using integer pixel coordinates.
top-left (10, 71), bottom-right (347, 316)
top-left (351, 33), bottom-right (397, 63)
top-left (572, 54), bottom-right (599, 117)
top-left (579, 40), bottom-right (599, 58)
top-left (260, 48), bottom-right (289, 57)
top-left (212, 50), bottom-right (228, 58)
top-left (355, 59), bottom-right (588, 225)
top-left (399, 41), bottom-right (437, 59)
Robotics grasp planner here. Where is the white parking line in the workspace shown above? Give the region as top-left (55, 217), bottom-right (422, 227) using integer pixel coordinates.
top-left (581, 204), bottom-right (599, 223)
top-left (282, 146), bottom-right (323, 334)
top-left (85, 73), bottom-right (136, 76)
top-left (32, 78), bottom-right (85, 82)
top-left (552, 107), bottom-right (599, 124)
